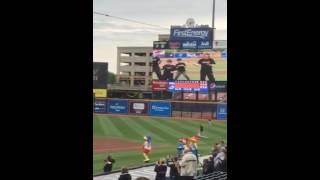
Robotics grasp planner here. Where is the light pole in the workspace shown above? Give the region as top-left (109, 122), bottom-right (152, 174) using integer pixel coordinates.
top-left (212, 0), bottom-right (216, 48)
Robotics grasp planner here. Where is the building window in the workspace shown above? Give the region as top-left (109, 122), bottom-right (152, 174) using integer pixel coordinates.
top-left (134, 52), bottom-right (147, 56)
top-left (120, 52), bottom-right (132, 57)
top-left (134, 80), bottom-right (145, 86)
top-left (149, 53), bottom-right (153, 57)
top-left (134, 62), bottom-right (146, 66)
top-left (135, 72), bottom-right (146, 76)
top-left (120, 62), bottom-right (132, 66)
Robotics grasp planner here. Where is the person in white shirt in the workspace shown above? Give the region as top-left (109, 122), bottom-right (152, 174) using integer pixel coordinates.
top-left (179, 148), bottom-right (197, 178)
top-left (214, 147), bottom-right (226, 169)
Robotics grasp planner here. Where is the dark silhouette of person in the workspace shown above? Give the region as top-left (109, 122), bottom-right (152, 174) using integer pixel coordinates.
top-left (161, 59), bottom-right (175, 80)
top-left (198, 53), bottom-right (216, 82)
top-left (174, 58), bottom-right (190, 80)
top-left (152, 56), bottom-right (162, 79)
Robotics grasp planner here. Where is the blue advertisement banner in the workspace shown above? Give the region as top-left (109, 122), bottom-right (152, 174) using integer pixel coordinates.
top-left (217, 104), bottom-right (227, 120)
top-left (170, 28), bottom-right (213, 41)
top-left (94, 100), bottom-right (107, 113)
top-left (108, 100), bottom-right (128, 114)
top-left (168, 40), bottom-right (212, 49)
top-left (149, 102), bottom-right (171, 117)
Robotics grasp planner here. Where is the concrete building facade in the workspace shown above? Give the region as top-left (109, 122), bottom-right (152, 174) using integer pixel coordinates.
top-left (115, 47), bottom-right (153, 90)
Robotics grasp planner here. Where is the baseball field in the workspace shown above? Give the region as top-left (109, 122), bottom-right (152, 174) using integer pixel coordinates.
top-left (93, 115), bottom-right (227, 176)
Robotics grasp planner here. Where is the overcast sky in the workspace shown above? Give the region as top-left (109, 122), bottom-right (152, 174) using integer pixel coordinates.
top-left (94, 0), bottom-right (227, 73)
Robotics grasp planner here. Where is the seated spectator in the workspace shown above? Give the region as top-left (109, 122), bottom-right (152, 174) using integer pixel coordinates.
top-left (207, 156), bottom-right (214, 173)
top-left (103, 155), bottom-right (115, 174)
top-left (118, 167), bottom-right (131, 180)
top-left (154, 159), bottom-right (167, 180)
top-left (214, 147), bottom-right (226, 171)
top-left (212, 143), bottom-right (220, 158)
top-left (179, 148), bottom-right (197, 178)
top-left (167, 156), bottom-right (180, 180)
top-left (202, 159), bottom-right (210, 175)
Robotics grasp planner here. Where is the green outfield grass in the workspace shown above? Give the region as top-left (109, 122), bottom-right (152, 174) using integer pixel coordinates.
top-left (93, 115), bottom-right (227, 175)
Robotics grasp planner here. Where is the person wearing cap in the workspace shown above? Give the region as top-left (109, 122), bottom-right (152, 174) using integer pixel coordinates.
top-left (152, 56), bottom-right (162, 79)
top-left (174, 58), bottom-right (190, 80)
top-left (161, 59), bottom-right (176, 80)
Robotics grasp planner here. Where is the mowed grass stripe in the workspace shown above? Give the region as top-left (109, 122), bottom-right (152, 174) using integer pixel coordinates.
top-left (166, 120), bottom-right (226, 144)
top-left (93, 116), bottom-right (105, 136)
top-left (119, 117), bottom-right (166, 142)
top-left (162, 120), bottom-right (225, 145)
top-left (153, 118), bottom-right (201, 139)
top-left (140, 118), bottom-right (189, 141)
top-left (95, 116), bottom-right (124, 137)
top-left (109, 117), bottom-right (145, 141)
top-left (133, 117), bottom-right (180, 144)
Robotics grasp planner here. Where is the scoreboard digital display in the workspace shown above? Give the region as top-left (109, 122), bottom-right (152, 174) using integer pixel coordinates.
top-left (168, 80), bottom-right (208, 92)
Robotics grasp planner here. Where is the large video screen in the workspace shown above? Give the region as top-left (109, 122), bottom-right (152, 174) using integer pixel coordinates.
top-left (152, 49), bottom-right (227, 81)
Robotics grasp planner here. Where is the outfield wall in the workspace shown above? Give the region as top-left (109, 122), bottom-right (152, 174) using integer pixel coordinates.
top-left (94, 98), bottom-right (227, 120)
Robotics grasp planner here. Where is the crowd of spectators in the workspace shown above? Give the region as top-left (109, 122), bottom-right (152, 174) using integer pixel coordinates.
top-left (104, 140), bottom-right (227, 180)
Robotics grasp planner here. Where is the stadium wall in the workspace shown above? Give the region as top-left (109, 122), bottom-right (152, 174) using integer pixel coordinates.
top-left (94, 98), bottom-right (227, 120)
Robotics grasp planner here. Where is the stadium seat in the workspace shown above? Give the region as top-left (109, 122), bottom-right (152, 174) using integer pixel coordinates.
top-left (194, 171), bottom-right (227, 180)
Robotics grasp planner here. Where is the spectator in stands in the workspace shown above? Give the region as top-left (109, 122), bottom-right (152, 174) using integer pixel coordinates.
top-left (207, 156), bottom-right (214, 173)
top-left (118, 167), bottom-right (132, 180)
top-left (214, 147), bottom-right (226, 171)
top-left (220, 147), bottom-right (227, 172)
top-left (154, 158), bottom-right (167, 180)
top-left (212, 143), bottom-right (220, 158)
top-left (135, 177), bottom-right (150, 180)
top-left (104, 155), bottom-right (115, 174)
top-left (202, 159), bottom-right (210, 175)
top-left (179, 148), bottom-right (197, 179)
top-left (167, 156), bottom-right (180, 180)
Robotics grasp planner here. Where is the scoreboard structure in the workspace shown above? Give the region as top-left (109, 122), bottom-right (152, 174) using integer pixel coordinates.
top-left (168, 81), bottom-right (209, 93)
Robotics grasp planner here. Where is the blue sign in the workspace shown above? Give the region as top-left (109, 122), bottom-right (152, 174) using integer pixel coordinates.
top-left (94, 100), bottom-right (107, 113)
top-left (149, 102), bottom-right (171, 117)
top-left (108, 100), bottom-right (128, 114)
top-left (221, 49), bottom-right (227, 59)
top-left (170, 28), bottom-right (213, 41)
top-left (174, 53), bottom-right (187, 58)
top-left (217, 104), bottom-right (227, 120)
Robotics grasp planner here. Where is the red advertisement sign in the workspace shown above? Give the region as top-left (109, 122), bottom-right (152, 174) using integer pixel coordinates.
top-left (152, 80), bottom-right (168, 91)
top-left (175, 81), bottom-right (200, 88)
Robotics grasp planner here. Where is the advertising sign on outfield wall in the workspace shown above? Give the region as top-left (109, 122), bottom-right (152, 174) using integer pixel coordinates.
top-left (129, 101), bottom-right (148, 115)
top-left (149, 102), bottom-right (171, 117)
top-left (94, 100), bottom-right (107, 113)
top-left (108, 100), bottom-right (128, 114)
top-left (217, 103), bottom-right (227, 120)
